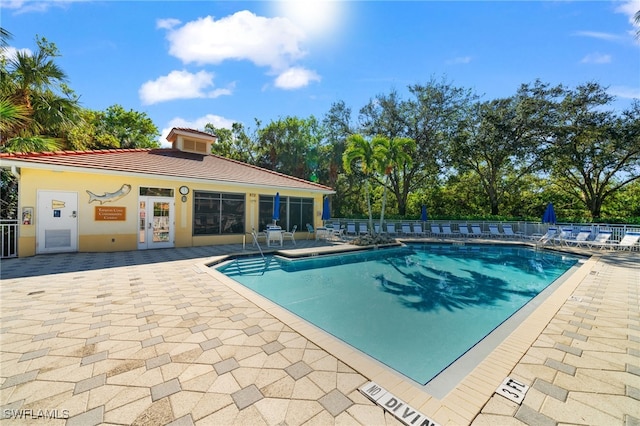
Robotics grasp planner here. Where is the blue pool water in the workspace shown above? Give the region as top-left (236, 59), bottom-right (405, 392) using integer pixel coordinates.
top-left (217, 244), bottom-right (580, 385)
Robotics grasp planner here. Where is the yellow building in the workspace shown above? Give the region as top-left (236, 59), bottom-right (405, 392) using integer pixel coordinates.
top-left (1, 128), bottom-right (334, 257)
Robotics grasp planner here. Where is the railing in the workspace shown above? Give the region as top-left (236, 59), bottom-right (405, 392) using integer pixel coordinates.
top-left (1, 220), bottom-right (19, 258)
top-left (327, 219), bottom-right (640, 247)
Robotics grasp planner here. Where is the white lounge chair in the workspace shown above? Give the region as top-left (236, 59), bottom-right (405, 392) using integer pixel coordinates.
top-left (613, 231), bottom-right (640, 251)
top-left (563, 229), bottom-right (592, 246)
top-left (401, 223), bottom-right (413, 236)
top-left (488, 224), bottom-right (504, 238)
top-left (533, 227), bottom-right (558, 244)
top-left (386, 223), bottom-right (397, 236)
top-left (441, 224), bottom-right (453, 236)
top-left (549, 227), bottom-right (573, 245)
top-left (502, 224), bottom-right (520, 239)
top-left (470, 224), bottom-right (485, 237)
top-left (584, 230), bottom-right (613, 248)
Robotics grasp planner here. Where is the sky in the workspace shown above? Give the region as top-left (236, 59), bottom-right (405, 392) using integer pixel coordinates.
top-left (2, 0), bottom-right (639, 148)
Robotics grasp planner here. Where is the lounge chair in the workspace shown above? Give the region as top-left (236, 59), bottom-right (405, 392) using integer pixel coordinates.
top-left (583, 230), bottom-right (613, 248)
top-left (563, 229), bottom-right (592, 246)
top-left (430, 224), bottom-right (442, 237)
top-left (374, 223), bottom-right (382, 235)
top-left (413, 223), bottom-right (425, 236)
top-left (458, 224), bottom-right (471, 237)
top-left (283, 225), bottom-right (297, 245)
top-left (470, 224), bottom-right (485, 237)
top-left (386, 223), bottom-right (397, 236)
top-left (549, 227), bottom-right (573, 245)
top-left (358, 223), bottom-right (368, 235)
top-left (502, 224), bottom-right (520, 239)
top-left (488, 224), bottom-right (504, 238)
top-left (612, 231), bottom-right (640, 251)
top-left (531, 227), bottom-right (557, 244)
top-left (252, 228), bottom-right (266, 245)
top-left (346, 223), bottom-right (357, 237)
top-left (401, 223), bottom-right (413, 236)
top-left (441, 224), bottom-right (453, 236)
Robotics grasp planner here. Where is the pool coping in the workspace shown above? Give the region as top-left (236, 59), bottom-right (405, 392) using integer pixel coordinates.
top-left (202, 243), bottom-right (598, 425)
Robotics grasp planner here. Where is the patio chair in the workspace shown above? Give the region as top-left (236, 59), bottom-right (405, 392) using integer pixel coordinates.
top-left (458, 224), bottom-right (471, 238)
top-left (430, 223), bottom-right (442, 237)
top-left (549, 227), bottom-right (573, 245)
top-left (358, 223), bottom-right (369, 235)
top-left (306, 223), bottom-right (316, 240)
top-left (612, 231), bottom-right (640, 251)
top-left (252, 228), bottom-right (266, 245)
top-left (413, 223), bottom-right (426, 236)
top-left (386, 223), bottom-right (397, 236)
top-left (488, 224), bottom-right (504, 238)
top-left (374, 223), bottom-right (382, 235)
top-left (283, 225), bottom-right (297, 245)
top-left (346, 223), bottom-right (357, 237)
top-left (563, 229), bottom-right (592, 246)
top-left (502, 224), bottom-right (520, 239)
top-left (331, 223), bottom-right (344, 239)
top-left (441, 224), bottom-right (453, 236)
top-left (470, 224), bottom-right (485, 237)
top-left (531, 227), bottom-right (557, 244)
top-left (401, 223), bottom-right (413, 236)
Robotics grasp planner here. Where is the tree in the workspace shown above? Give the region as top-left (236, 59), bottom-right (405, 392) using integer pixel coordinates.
top-left (358, 78), bottom-right (478, 215)
top-left (254, 116), bottom-right (323, 180)
top-left (373, 136), bottom-right (415, 229)
top-left (205, 122), bottom-right (257, 164)
top-left (97, 105), bottom-right (159, 149)
top-left (343, 134), bottom-right (378, 233)
top-left (549, 83), bottom-right (640, 219)
top-left (449, 81), bottom-right (560, 215)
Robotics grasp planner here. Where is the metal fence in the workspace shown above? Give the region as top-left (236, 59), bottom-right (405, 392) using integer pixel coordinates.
top-left (1, 220), bottom-right (18, 258)
top-left (329, 219), bottom-right (640, 246)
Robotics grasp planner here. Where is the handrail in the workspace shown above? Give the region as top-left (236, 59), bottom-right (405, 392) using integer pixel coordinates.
top-left (250, 229), bottom-right (265, 260)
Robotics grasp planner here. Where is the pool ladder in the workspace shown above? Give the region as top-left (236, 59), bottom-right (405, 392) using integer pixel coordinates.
top-left (233, 229), bottom-right (269, 275)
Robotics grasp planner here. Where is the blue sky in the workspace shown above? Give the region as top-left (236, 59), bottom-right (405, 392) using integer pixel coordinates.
top-left (2, 1), bottom-right (639, 147)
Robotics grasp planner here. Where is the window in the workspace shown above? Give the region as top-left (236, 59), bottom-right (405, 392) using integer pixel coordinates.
top-left (258, 195), bottom-right (313, 232)
top-left (194, 191), bottom-right (245, 235)
top-left (140, 187), bottom-right (174, 197)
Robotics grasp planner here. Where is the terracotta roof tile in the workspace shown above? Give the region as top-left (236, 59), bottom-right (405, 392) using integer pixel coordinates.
top-left (1, 149), bottom-right (333, 193)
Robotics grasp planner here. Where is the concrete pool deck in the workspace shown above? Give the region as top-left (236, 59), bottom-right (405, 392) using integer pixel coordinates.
top-left (0, 239), bottom-right (638, 425)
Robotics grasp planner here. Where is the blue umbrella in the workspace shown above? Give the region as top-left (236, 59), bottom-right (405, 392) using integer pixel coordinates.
top-left (421, 205), bottom-right (428, 222)
top-left (272, 192), bottom-right (280, 224)
top-left (321, 197), bottom-right (330, 221)
top-left (542, 202), bottom-right (556, 224)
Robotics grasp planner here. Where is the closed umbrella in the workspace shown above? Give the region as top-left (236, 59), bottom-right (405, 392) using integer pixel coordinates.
top-left (421, 205), bottom-right (428, 222)
top-left (542, 202), bottom-right (556, 224)
top-left (321, 197), bottom-right (330, 223)
top-left (272, 192), bottom-right (280, 225)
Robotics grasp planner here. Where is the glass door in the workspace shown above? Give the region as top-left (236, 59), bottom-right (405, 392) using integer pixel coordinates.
top-left (138, 196), bottom-right (174, 249)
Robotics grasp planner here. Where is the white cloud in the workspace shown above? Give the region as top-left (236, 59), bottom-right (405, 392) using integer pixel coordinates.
top-left (446, 56), bottom-right (472, 65)
top-left (159, 114), bottom-right (236, 148)
top-left (580, 52), bottom-right (612, 64)
top-left (0, 46), bottom-right (32, 61)
top-left (572, 31), bottom-right (621, 41)
top-left (614, 0), bottom-right (640, 24)
top-left (156, 18), bottom-right (181, 30)
top-left (274, 67), bottom-right (321, 89)
top-left (608, 85), bottom-right (640, 99)
top-left (273, 1), bottom-right (344, 39)
top-left (139, 70), bottom-right (232, 105)
top-left (1, 0), bottom-right (84, 14)
top-left (164, 10), bottom-right (307, 72)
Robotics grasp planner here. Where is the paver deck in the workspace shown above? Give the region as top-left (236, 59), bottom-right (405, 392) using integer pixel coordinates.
top-left (1, 238), bottom-right (638, 425)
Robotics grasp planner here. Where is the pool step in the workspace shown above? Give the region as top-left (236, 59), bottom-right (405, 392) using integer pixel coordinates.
top-left (226, 258), bottom-right (279, 276)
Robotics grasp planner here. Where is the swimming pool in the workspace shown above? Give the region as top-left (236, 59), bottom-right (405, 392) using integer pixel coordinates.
top-left (216, 243), bottom-right (580, 386)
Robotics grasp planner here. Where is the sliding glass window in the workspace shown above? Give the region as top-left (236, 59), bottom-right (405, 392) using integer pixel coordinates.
top-left (258, 195), bottom-right (313, 232)
top-left (194, 191), bottom-right (245, 235)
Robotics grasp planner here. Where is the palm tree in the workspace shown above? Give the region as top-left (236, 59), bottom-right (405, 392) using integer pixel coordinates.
top-left (373, 136), bottom-right (415, 231)
top-left (343, 134), bottom-right (379, 234)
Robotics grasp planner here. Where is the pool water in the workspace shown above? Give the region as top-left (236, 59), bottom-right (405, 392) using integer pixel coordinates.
top-left (217, 244), bottom-right (580, 385)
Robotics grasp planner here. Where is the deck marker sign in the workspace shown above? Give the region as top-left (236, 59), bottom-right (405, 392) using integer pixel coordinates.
top-left (495, 377), bottom-right (529, 404)
top-left (359, 381), bottom-right (440, 426)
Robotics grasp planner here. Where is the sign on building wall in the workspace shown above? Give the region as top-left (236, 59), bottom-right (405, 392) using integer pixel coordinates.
top-left (95, 206), bottom-right (126, 221)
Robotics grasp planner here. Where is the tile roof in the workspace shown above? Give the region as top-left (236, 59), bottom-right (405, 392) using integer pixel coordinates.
top-left (0, 149), bottom-right (334, 193)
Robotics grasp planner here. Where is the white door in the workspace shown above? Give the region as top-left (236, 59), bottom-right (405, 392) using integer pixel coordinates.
top-left (138, 197), bottom-right (174, 249)
top-left (37, 191), bottom-right (78, 254)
